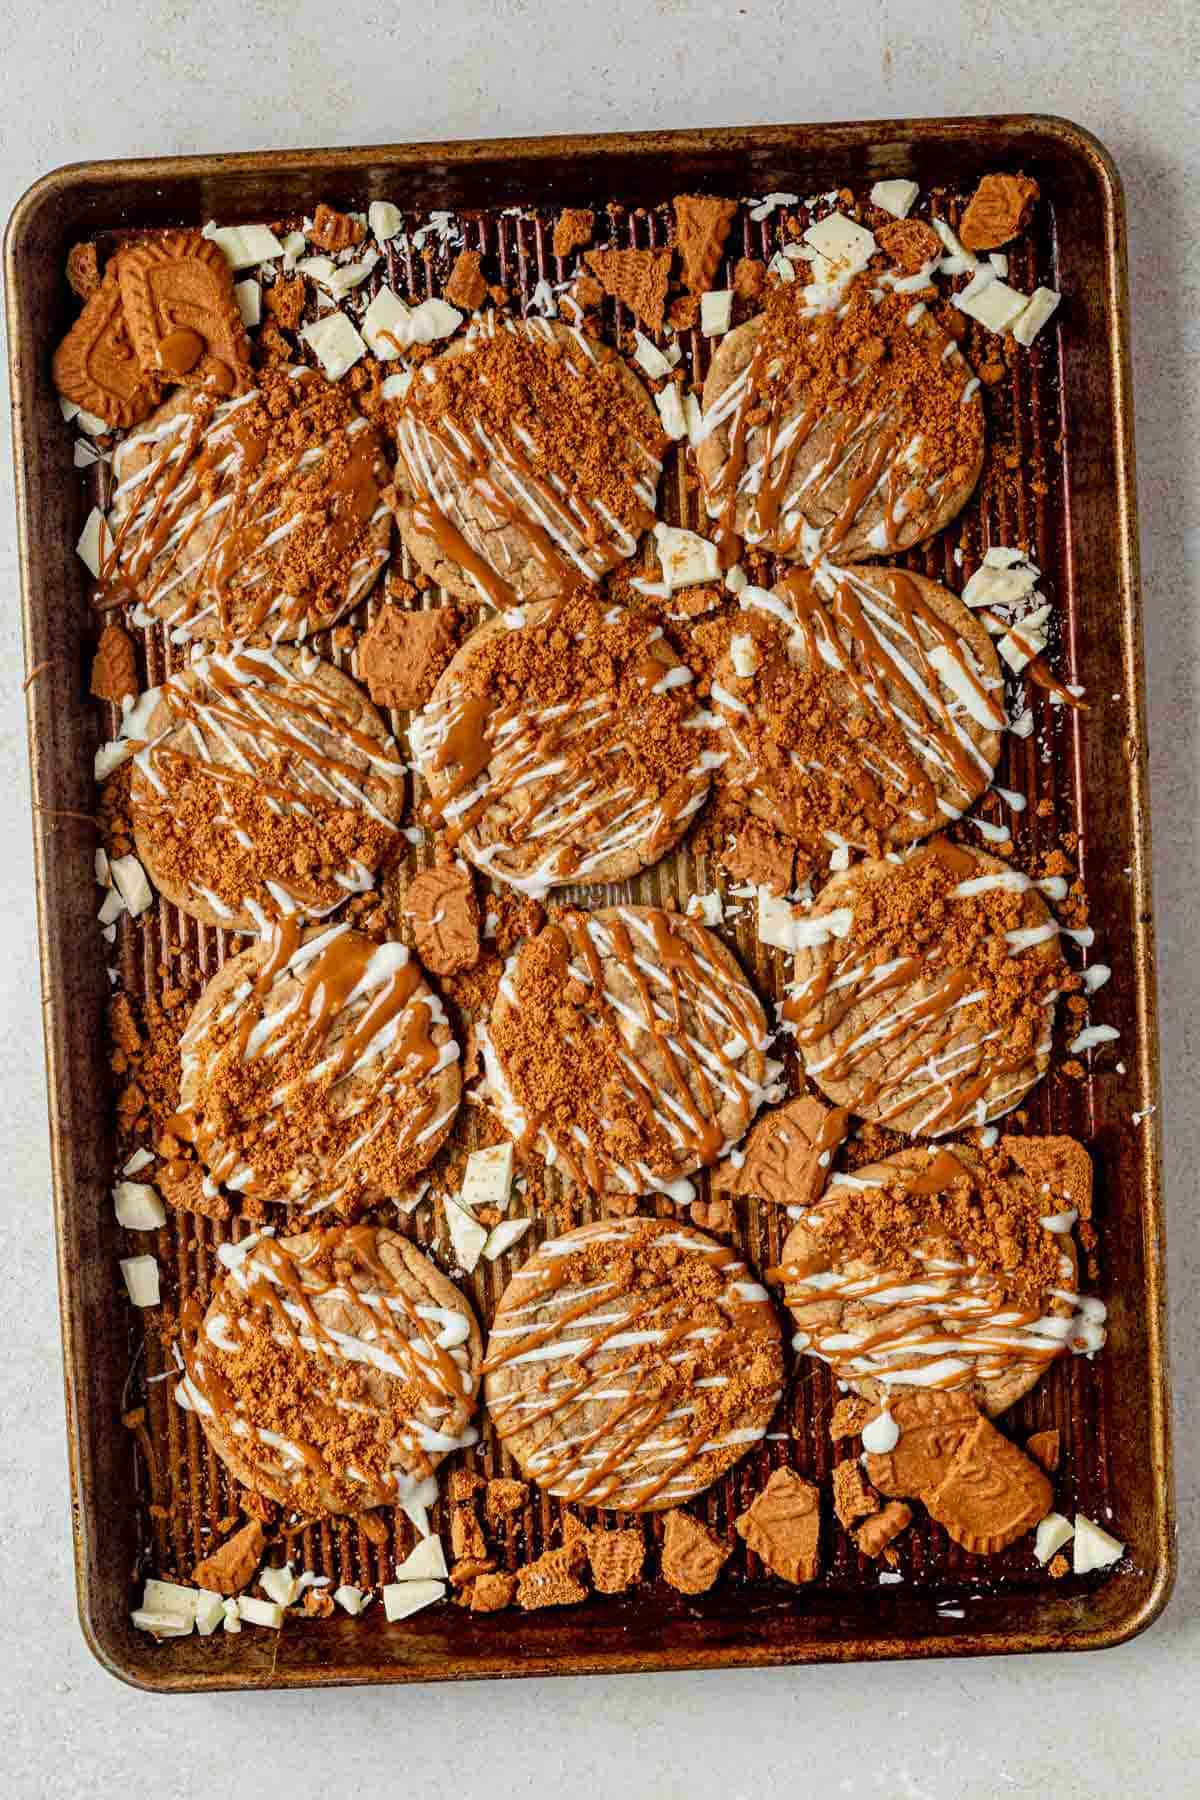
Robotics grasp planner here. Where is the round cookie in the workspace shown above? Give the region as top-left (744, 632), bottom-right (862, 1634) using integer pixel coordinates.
top-left (175, 922), bottom-right (461, 1211)
top-left (783, 841), bottom-right (1065, 1137)
top-left (107, 365), bottom-right (392, 642)
top-left (410, 594), bottom-right (711, 894)
top-left (178, 1225), bottom-right (482, 1514)
top-left (696, 272), bottom-right (984, 565)
top-left (391, 316), bottom-right (664, 609)
top-left (486, 905), bottom-right (777, 1199)
top-left (773, 1136), bottom-right (1101, 1416)
top-left (483, 1216), bottom-right (784, 1510)
top-left (130, 643), bottom-right (407, 932)
top-left (714, 566), bottom-right (1005, 853)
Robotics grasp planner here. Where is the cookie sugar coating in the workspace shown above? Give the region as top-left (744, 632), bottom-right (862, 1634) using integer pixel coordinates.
top-left (715, 566), bottom-right (1004, 854)
top-left (391, 316), bottom-right (664, 609)
top-left (773, 1137), bottom-right (1101, 1417)
top-left (411, 596), bottom-right (711, 894)
top-left (175, 922), bottom-right (460, 1212)
top-left (179, 1226), bottom-right (481, 1514)
top-left (783, 841), bottom-right (1065, 1137)
top-left (107, 365), bottom-right (391, 642)
top-left (486, 905), bottom-right (777, 1199)
top-left (130, 644), bottom-right (406, 932)
top-left (483, 1217), bottom-right (783, 1510)
top-left (696, 271), bottom-right (983, 566)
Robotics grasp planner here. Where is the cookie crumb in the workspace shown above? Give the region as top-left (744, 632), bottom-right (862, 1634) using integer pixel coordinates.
top-left (585, 1527), bottom-right (644, 1595)
top-left (516, 1545), bottom-right (588, 1609)
top-left (309, 203), bottom-right (365, 251)
top-left (553, 209), bottom-right (595, 260)
top-left (445, 250), bottom-right (489, 313)
top-left (854, 1500), bottom-right (912, 1558)
top-left (660, 1509), bottom-right (730, 1595)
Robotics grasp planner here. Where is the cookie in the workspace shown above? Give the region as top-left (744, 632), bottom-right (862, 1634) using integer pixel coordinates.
top-left (714, 566), bottom-right (1004, 853)
top-left (177, 1225), bottom-right (481, 1514)
top-left (714, 1092), bottom-right (848, 1207)
top-left (734, 1467), bottom-right (821, 1582)
top-left (482, 1217), bottom-right (783, 1510)
top-left (411, 596), bottom-right (711, 894)
top-left (117, 231), bottom-right (252, 394)
top-left (783, 840), bottom-right (1067, 1136)
top-left (51, 267), bottom-right (163, 429)
top-left (486, 905), bottom-right (776, 1199)
top-left (696, 269), bottom-right (983, 565)
top-left (174, 921), bottom-right (461, 1212)
top-left (774, 1137), bottom-right (1101, 1416)
top-left (130, 644), bottom-right (406, 931)
top-left (391, 317), bottom-right (663, 609)
top-left (673, 195), bottom-right (737, 294)
top-left (107, 366), bottom-right (391, 642)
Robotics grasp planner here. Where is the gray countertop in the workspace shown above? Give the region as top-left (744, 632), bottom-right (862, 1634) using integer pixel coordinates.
top-left (1, 3), bottom-right (1196, 1794)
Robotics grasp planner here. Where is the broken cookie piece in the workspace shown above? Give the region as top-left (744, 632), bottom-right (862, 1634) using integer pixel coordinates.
top-left (516, 1545), bottom-right (588, 1610)
top-left (584, 247), bottom-right (672, 332)
top-left (585, 1527), bottom-right (645, 1595)
top-left (404, 864), bottom-right (481, 977)
top-left (718, 1093), bottom-right (847, 1209)
top-left (959, 173), bottom-right (1040, 252)
top-left (854, 1500), bottom-right (912, 1559)
top-left (832, 1458), bottom-right (880, 1532)
top-left (720, 819), bottom-right (795, 894)
top-left (660, 1509), bottom-right (731, 1596)
top-left (735, 1467), bottom-right (821, 1584)
top-left (553, 208), bottom-right (595, 260)
top-left (925, 1416), bottom-right (1052, 1555)
top-left (358, 604), bottom-right (460, 711)
top-left (673, 194), bottom-right (737, 294)
top-left (189, 1520), bottom-right (266, 1596)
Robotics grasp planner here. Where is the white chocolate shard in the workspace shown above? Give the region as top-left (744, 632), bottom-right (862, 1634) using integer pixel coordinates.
top-left (1013, 286), bottom-right (1061, 347)
top-left (201, 222), bottom-right (285, 269)
top-left (393, 1535), bottom-right (448, 1582)
top-left (362, 287), bottom-right (413, 359)
top-left (114, 1180), bottom-right (166, 1231)
top-left (382, 1578), bottom-right (445, 1621)
top-left (237, 1595), bottom-right (284, 1629)
top-left (110, 852), bottom-right (154, 917)
top-left (652, 523), bottom-right (720, 590)
top-left (444, 1195), bottom-right (488, 1273)
top-left (483, 1217), bottom-right (532, 1261)
top-left (870, 179), bottom-right (919, 218)
top-left (300, 312), bottom-right (367, 381)
top-left (234, 278), bottom-right (261, 327)
top-left (120, 1254), bottom-right (160, 1307)
top-left (700, 290), bottom-right (733, 337)
top-left (369, 201), bottom-right (404, 242)
top-left (1072, 1514), bottom-right (1124, 1574)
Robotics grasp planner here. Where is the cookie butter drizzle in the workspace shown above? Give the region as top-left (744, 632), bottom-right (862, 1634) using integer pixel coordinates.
top-left (783, 841), bottom-right (1063, 1135)
top-left (771, 1150), bottom-right (1106, 1391)
top-left (133, 644), bottom-right (406, 922)
top-left (722, 567), bottom-right (1005, 843)
top-left (177, 1227), bottom-right (478, 1505)
top-left (395, 317), bottom-right (662, 607)
top-left (409, 614), bottom-right (711, 897)
top-left (483, 1220), bottom-right (782, 1507)
top-left (172, 920), bottom-right (459, 1211)
top-left (105, 369), bottom-right (390, 640)
top-left (485, 907), bottom-right (781, 1200)
top-left (696, 274), bottom-right (982, 568)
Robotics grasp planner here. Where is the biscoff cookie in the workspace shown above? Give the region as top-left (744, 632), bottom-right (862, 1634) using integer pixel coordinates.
top-left (714, 566), bottom-right (1004, 853)
top-left (106, 364), bottom-right (391, 642)
top-left (696, 269), bottom-right (983, 565)
top-left (486, 905), bottom-right (777, 1199)
top-left (178, 1225), bottom-right (481, 1514)
top-left (773, 1137), bottom-right (1104, 1416)
top-left (483, 1217), bottom-right (783, 1510)
top-left (391, 316), bottom-right (664, 609)
top-left (175, 921), bottom-right (461, 1212)
top-left (783, 840), bottom-right (1067, 1136)
top-left (411, 596), bottom-right (711, 894)
top-left (130, 644), bottom-right (406, 931)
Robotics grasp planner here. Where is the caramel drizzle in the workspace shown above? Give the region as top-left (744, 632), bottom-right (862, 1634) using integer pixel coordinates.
top-left (484, 1222), bottom-right (779, 1506)
top-left (180, 1227), bottom-right (475, 1500)
top-left (104, 373), bottom-right (389, 639)
top-left (500, 908), bottom-right (769, 1193)
top-left (783, 839), bottom-right (1059, 1136)
top-left (395, 319), bottom-right (660, 607)
top-left (171, 921), bottom-right (456, 1206)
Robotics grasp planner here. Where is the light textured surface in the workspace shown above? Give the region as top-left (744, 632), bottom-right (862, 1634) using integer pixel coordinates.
top-left (1, 2), bottom-right (1196, 1794)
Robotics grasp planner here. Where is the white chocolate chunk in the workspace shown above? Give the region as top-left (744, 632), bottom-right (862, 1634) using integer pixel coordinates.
top-left (234, 278), bottom-right (261, 327)
top-left (683, 391), bottom-right (704, 446)
top-left (120, 1255), bottom-right (160, 1307)
top-left (461, 1142), bottom-right (513, 1213)
top-left (114, 1180), bottom-right (166, 1231)
top-left (633, 331), bottom-right (672, 379)
top-left (756, 890), bottom-right (798, 951)
top-left (143, 1579), bottom-right (200, 1619)
top-left (381, 370), bottom-right (412, 402)
top-left (483, 1217), bottom-right (532, 1261)
top-left (333, 1583), bottom-right (364, 1615)
top-left (193, 1589), bottom-right (225, 1635)
top-left (1034, 1512), bottom-right (1075, 1564)
top-left (300, 312), bottom-right (367, 381)
top-left (76, 507), bottom-right (113, 577)
top-left (259, 1563), bottom-right (299, 1607)
top-left (1013, 286), bottom-right (1061, 347)
top-left (222, 1597), bottom-right (242, 1632)
top-left (700, 290), bottom-right (733, 337)
top-left (201, 221), bottom-right (285, 269)
top-left (1068, 1024), bottom-right (1121, 1053)
top-left (653, 522), bottom-right (720, 590)
top-left (408, 298), bottom-right (463, 345)
top-left (962, 561), bottom-right (1039, 608)
top-left (444, 1195), bottom-right (488, 1273)
top-left (123, 1147), bottom-right (155, 1176)
top-left (393, 1535), bottom-right (448, 1582)
top-left (686, 891), bottom-right (724, 927)
top-left (369, 201), bottom-right (404, 242)
top-left (237, 1595), bottom-right (284, 1629)
top-left (730, 634), bottom-right (759, 679)
top-left (110, 852), bottom-right (154, 917)
top-left (1072, 1514), bottom-right (1124, 1574)
top-left (803, 212), bottom-right (876, 272)
top-left (870, 179), bottom-right (919, 218)
top-left (382, 1578), bottom-right (444, 1621)
top-left (98, 885), bottom-right (126, 926)
top-left (955, 279), bottom-right (1028, 333)
top-left (655, 382), bottom-right (687, 440)
top-left (131, 1607), bottom-right (192, 1637)
top-left (362, 287), bottom-right (413, 359)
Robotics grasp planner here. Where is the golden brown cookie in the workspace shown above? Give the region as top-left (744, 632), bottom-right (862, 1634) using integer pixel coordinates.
top-left (735, 1468), bottom-right (821, 1582)
top-left (117, 231), bottom-right (252, 393)
top-left (783, 841), bottom-right (1066, 1136)
top-left (486, 905), bottom-right (776, 1198)
top-left (412, 596), bottom-right (711, 894)
top-left (391, 318), bottom-right (663, 609)
top-left (673, 194), bottom-right (737, 294)
top-left (483, 1217), bottom-right (783, 1510)
top-left (403, 865), bottom-right (481, 976)
top-left (924, 1415), bottom-right (1052, 1553)
top-left (583, 247), bottom-right (672, 330)
top-left (660, 1510), bottom-right (731, 1593)
top-left (774, 1138), bottom-right (1102, 1416)
top-left (696, 270), bottom-right (983, 565)
top-left (714, 1092), bottom-right (848, 1207)
top-left (714, 567), bottom-right (1004, 852)
top-left (52, 268), bottom-right (163, 428)
top-left (178, 1226), bottom-right (481, 1515)
top-left (862, 1389), bottom-right (979, 1495)
top-left (176, 922), bottom-right (461, 1211)
top-left (130, 645), bottom-right (406, 931)
top-left (959, 174), bottom-right (1040, 252)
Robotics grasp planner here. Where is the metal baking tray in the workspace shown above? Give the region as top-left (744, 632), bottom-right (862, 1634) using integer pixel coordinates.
top-left (6, 116), bottom-right (1173, 1690)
